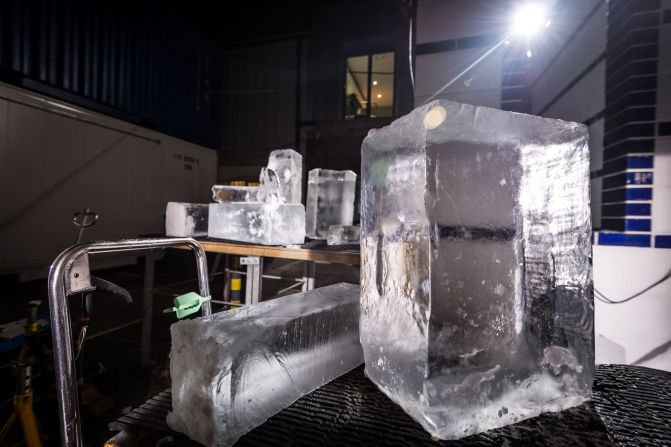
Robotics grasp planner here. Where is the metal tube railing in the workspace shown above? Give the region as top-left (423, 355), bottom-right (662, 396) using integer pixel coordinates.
top-left (47, 237), bottom-right (211, 447)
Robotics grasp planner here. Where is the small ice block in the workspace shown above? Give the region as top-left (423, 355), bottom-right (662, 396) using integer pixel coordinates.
top-left (212, 185), bottom-right (258, 203)
top-left (327, 225), bottom-right (360, 245)
top-left (167, 283), bottom-right (363, 447)
top-left (165, 202), bottom-right (208, 237)
top-left (306, 169), bottom-right (357, 239)
top-left (360, 100), bottom-right (593, 439)
top-left (267, 149), bottom-right (302, 204)
top-left (208, 202), bottom-right (305, 245)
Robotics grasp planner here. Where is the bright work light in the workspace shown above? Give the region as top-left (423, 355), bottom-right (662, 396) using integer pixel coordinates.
top-left (510, 3), bottom-right (550, 37)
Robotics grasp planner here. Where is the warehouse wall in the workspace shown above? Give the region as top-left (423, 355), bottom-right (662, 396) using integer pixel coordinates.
top-left (0, 0), bottom-right (218, 148)
top-left (0, 82), bottom-right (216, 278)
top-left (217, 0), bottom-right (415, 180)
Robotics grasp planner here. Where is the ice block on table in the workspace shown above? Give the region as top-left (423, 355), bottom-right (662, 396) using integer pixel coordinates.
top-left (360, 100), bottom-right (593, 439)
top-left (207, 202), bottom-right (305, 245)
top-left (306, 169), bottom-right (357, 239)
top-left (212, 185), bottom-right (258, 203)
top-left (165, 202), bottom-right (208, 237)
top-left (167, 283), bottom-right (363, 447)
top-left (327, 225), bottom-right (360, 245)
top-left (266, 149), bottom-right (302, 204)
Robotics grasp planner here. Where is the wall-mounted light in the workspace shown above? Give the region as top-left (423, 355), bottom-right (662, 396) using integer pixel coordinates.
top-left (509, 3), bottom-right (549, 38)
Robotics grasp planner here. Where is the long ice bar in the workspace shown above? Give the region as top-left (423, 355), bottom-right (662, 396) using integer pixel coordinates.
top-left (306, 168), bottom-right (357, 239)
top-left (167, 283), bottom-right (363, 446)
top-left (208, 202), bottom-right (305, 245)
top-left (212, 185), bottom-right (258, 203)
top-left (165, 202), bottom-right (208, 237)
top-left (360, 100), bottom-right (593, 439)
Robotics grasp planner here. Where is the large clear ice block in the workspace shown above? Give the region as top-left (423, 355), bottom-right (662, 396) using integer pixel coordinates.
top-left (167, 283), bottom-right (363, 447)
top-left (266, 149), bottom-right (302, 204)
top-left (208, 202), bottom-right (305, 245)
top-left (360, 100), bottom-right (593, 439)
top-left (212, 185), bottom-right (258, 203)
top-left (165, 202), bottom-right (208, 237)
top-left (306, 169), bottom-right (357, 239)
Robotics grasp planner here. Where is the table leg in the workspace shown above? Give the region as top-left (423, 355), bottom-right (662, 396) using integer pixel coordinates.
top-left (141, 251), bottom-right (155, 372)
top-left (302, 261), bottom-right (316, 291)
top-left (242, 256), bottom-right (263, 305)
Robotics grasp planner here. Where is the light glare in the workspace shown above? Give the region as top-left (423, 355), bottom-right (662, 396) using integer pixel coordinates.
top-left (510, 3), bottom-right (548, 37)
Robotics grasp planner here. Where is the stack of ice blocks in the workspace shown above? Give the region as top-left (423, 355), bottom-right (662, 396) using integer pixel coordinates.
top-left (208, 149), bottom-right (306, 245)
top-left (306, 169), bottom-right (357, 239)
top-left (168, 283), bottom-right (363, 447)
top-left (360, 100), bottom-right (593, 439)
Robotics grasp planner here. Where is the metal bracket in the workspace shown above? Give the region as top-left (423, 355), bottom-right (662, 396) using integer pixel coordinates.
top-left (64, 254), bottom-right (94, 296)
top-left (240, 256), bottom-right (260, 265)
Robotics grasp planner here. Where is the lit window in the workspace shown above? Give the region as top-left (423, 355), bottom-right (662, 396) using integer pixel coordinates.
top-left (344, 52), bottom-right (395, 119)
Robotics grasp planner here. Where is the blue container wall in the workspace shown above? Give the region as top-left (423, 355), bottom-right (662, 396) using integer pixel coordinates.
top-left (0, 0), bottom-right (218, 148)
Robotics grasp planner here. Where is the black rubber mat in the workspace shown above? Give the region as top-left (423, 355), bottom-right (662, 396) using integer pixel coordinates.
top-left (109, 364), bottom-right (671, 446)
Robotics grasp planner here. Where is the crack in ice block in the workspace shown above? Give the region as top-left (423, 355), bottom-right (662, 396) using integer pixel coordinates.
top-left (306, 169), bottom-right (357, 239)
top-left (266, 149), bottom-right (302, 204)
top-left (327, 225), bottom-right (360, 246)
top-left (208, 202), bottom-right (305, 245)
top-left (360, 100), bottom-right (593, 439)
top-left (212, 185), bottom-right (258, 203)
top-left (167, 283), bottom-right (363, 446)
top-left (257, 167), bottom-right (284, 203)
top-left (165, 202), bottom-right (208, 237)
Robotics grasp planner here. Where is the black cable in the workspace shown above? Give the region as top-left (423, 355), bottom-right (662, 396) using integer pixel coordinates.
top-left (594, 270), bottom-right (671, 304)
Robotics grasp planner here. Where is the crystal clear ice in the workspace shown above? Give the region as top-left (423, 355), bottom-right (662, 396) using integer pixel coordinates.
top-left (167, 283), bottom-right (363, 446)
top-left (208, 202), bottom-right (306, 245)
top-left (327, 225), bottom-right (360, 246)
top-left (306, 169), bottom-right (357, 239)
top-left (360, 100), bottom-right (593, 439)
top-left (212, 185), bottom-right (258, 203)
top-left (266, 149), bottom-right (303, 204)
top-left (165, 202), bottom-right (209, 237)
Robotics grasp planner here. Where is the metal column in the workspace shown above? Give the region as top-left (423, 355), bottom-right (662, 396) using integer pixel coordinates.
top-left (241, 256), bottom-right (263, 304)
top-left (302, 261), bottom-right (316, 291)
top-left (140, 251), bottom-right (155, 371)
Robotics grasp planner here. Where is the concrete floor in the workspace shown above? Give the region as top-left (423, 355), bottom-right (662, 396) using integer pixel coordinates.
top-left (0, 250), bottom-right (359, 445)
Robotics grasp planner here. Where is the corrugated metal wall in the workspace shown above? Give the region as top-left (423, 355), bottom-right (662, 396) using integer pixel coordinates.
top-left (219, 39), bottom-right (299, 167)
top-left (0, 0), bottom-right (217, 147)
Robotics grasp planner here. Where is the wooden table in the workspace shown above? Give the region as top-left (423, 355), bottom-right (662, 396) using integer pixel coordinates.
top-left (140, 238), bottom-right (360, 370)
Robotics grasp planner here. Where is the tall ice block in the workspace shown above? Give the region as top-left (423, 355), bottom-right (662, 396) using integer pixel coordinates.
top-left (165, 202), bottom-right (208, 237)
top-left (360, 100), bottom-right (593, 439)
top-left (267, 149), bottom-right (302, 204)
top-left (306, 169), bottom-right (357, 239)
top-left (208, 202), bottom-right (305, 245)
top-left (167, 283), bottom-right (363, 446)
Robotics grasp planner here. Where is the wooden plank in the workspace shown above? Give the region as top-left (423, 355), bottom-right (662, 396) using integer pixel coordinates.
top-left (181, 240), bottom-right (360, 265)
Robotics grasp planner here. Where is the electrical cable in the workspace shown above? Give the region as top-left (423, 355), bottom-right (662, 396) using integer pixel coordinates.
top-left (594, 270), bottom-right (671, 304)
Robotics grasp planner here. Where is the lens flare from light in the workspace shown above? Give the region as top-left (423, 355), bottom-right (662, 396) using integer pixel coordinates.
top-left (510, 3), bottom-right (548, 37)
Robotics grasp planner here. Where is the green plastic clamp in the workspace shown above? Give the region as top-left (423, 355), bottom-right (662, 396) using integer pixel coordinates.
top-left (163, 292), bottom-right (211, 319)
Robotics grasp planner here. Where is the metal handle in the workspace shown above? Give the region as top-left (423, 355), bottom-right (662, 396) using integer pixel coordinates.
top-left (48, 237), bottom-right (211, 447)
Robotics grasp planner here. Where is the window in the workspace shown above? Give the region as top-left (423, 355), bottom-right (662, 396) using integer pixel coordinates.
top-left (344, 52), bottom-right (395, 119)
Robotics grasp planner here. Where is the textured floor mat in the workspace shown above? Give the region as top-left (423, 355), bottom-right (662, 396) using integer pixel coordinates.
top-left (109, 364), bottom-right (671, 446)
